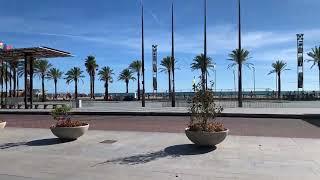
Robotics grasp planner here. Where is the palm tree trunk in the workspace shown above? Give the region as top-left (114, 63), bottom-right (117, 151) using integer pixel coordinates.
top-left (16, 74), bottom-right (19, 97)
top-left (137, 73), bottom-right (140, 100)
top-left (126, 81), bottom-right (129, 94)
top-left (0, 62), bottom-right (3, 105)
top-left (54, 79), bottom-right (57, 99)
top-left (5, 61), bottom-right (8, 99)
top-left (75, 79), bottom-right (78, 99)
top-left (13, 68), bottom-right (16, 97)
top-left (201, 67), bottom-right (206, 92)
top-left (205, 72), bottom-right (208, 90)
top-left (9, 67), bottom-right (12, 97)
top-left (104, 81), bottom-right (108, 101)
top-left (90, 75), bottom-right (92, 99)
top-left (318, 65), bottom-right (320, 95)
top-left (42, 75), bottom-right (45, 102)
top-left (168, 70), bottom-right (172, 101)
top-left (238, 63), bottom-right (243, 107)
top-left (278, 72), bottom-right (281, 99)
top-left (93, 75), bottom-right (95, 99)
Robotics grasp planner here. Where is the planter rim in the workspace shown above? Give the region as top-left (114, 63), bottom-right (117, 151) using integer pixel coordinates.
top-left (185, 127), bottom-right (229, 134)
top-left (50, 123), bottom-right (89, 129)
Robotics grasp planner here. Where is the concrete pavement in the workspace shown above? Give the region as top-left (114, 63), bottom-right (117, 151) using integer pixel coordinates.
top-left (0, 128), bottom-right (320, 179)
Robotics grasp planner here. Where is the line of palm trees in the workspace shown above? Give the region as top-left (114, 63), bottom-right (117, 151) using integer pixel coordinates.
top-left (1, 45), bottom-right (320, 102)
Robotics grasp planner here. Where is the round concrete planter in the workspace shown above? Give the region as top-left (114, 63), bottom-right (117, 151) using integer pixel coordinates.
top-left (0, 121), bottom-right (6, 129)
top-left (50, 124), bottom-right (89, 140)
top-left (185, 128), bottom-right (229, 146)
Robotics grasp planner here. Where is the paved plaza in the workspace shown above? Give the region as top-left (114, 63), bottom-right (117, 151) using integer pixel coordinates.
top-left (2, 115), bottom-right (320, 138)
top-left (2, 100), bottom-right (320, 118)
top-left (0, 128), bottom-right (320, 180)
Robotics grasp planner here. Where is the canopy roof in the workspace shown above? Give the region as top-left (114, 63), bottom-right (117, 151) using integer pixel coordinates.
top-left (0, 46), bottom-right (72, 60)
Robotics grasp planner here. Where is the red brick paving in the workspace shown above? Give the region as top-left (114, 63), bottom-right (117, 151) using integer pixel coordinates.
top-left (2, 115), bottom-right (320, 138)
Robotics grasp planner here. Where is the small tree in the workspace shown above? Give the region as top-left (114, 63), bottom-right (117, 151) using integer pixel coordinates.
top-left (85, 56), bottom-right (98, 99)
top-left (188, 84), bottom-right (225, 132)
top-left (51, 105), bottom-right (85, 127)
top-left (47, 68), bottom-right (63, 99)
top-left (191, 53), bottom-right (215, 90)
top-left (307, 46), bottom-right (320, 92)
top-left (227, 49), bottom-right (252, 107)
top-left (98, 66), bottom-right (114, 100)
top-left (118, 68), bottom-right (135, 93)
top-left (129, 60), bottom-right (142, 100)
top-left (268, 60), bottom-right (290, 99)
top-left (65, 67), bottom-right (84, 99)
top-left (34, 59), bottom-right (52, 102)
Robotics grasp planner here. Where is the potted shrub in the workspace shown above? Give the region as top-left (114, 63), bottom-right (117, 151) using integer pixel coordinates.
top-left (185, 85), bottom-right (229, 146)
top-left (50, 105), bottom-right (89, 140)
top-left (0, 120), bottom-right (6, 129)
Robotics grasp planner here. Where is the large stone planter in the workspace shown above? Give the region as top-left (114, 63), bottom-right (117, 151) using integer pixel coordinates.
top-left (185, 128), bottom-right (229, 146)
top-left (50, 124), bottom-right (89, 140)
top-left (0, 121), bottom-right (6, 129)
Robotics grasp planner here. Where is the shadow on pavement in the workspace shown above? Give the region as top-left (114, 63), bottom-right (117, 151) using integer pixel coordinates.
top-left (0, 142), bottom-right (26, 149)
top-left (164, 144), bottom-right (216, 156)
top-left (302, 117), bottom-right (320, 128)
top-left (0, 138), bottom-right (74, 149)
top-left (26, 138), bottom-right (74, 146)
top-left (94, 144), bottom-right (216, 166)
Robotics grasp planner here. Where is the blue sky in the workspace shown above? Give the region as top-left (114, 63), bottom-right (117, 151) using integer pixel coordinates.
top-left (1, 0), bottom-right (320, 94)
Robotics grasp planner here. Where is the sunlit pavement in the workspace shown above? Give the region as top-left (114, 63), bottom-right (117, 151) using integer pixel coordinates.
top-left (0, 128), bottom-right (320, 180)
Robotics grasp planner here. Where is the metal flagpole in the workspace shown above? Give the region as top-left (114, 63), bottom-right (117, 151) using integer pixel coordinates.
top-left (237, 0), bottom-right (243, 107)
top-left (171, 1), bottom-right (176, 107)
top-left (141, 0), bottom-right (146, 107)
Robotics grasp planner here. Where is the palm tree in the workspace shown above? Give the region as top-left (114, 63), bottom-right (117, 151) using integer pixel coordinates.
top-left (98, 66), bottom-right (114, 100)
top-left (34, 59), bottom-right (52, 102)
top-left (191, 53), bottom-right (215, 90)
top-left (160, 56), bottom-right (173, 99)
top-left (118, 68), bottom-right (135, 93)
top-left (65, 67), bottom-right (84, 99)
top-left (228, 49), bottom-right (252, 107)
top-left (85, 56), bottom-right (98, 99)
top-left (129, 60), bottom-right (142, 100)
top-left (307, 46), bottom-right (320, 92)
top-left (47, 68), bottom-right (63, 99)
top-left (268, 60), bottom-right (290, 99)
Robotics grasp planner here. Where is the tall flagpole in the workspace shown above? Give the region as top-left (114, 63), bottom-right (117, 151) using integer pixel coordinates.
top-left (141, 1), bottom-right (146, 107)
top-left (171, 1), bottom-right (176, 107)
top-left (237, 0), bottom-right (243, 107)
top-left (204, 0), bottom-right (207, 91)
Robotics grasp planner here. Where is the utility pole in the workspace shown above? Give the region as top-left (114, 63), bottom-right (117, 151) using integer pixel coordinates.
top-left (171, 1), bottom-right (176, 107)
top-left (141, 1), bottom-right (146, 107)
